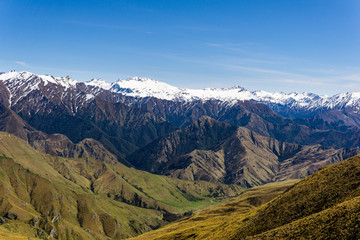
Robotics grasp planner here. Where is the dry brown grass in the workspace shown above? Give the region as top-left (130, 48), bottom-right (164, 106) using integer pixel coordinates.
top-left (131, 180), bottom-right (298, 240)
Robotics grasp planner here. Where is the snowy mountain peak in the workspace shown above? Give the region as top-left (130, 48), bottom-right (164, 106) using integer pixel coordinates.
top-left (86, 78), bottom-right (111, 90)
top-left (110, 76), bottom-right (182, 100)
top-left (0, 71), bottom-right (34, 81)
top-left (102, 76), bottom-right (360, 111)
top-left (0, 71), bottom-right (78, 89)
top-left (0, 71), bottom-right (80, 107)
top-left (39, 74), bottom-right (78, 88)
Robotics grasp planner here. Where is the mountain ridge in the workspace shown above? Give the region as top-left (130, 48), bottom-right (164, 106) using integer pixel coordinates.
top-left (2, 70), bottom-right (360, 163)
top-left (2, 71), bottom-right (360, 117)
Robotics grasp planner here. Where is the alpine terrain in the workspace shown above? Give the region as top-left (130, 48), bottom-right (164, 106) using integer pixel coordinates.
top-left (0, 70), bottom-right (359, 239)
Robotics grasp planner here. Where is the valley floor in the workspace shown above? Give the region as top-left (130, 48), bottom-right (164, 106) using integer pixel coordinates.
top-left (131, 180), bottom-right (299, 240)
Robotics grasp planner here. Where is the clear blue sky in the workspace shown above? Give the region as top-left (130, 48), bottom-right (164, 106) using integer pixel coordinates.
top-left (1, 0), bottom-right (359, 95)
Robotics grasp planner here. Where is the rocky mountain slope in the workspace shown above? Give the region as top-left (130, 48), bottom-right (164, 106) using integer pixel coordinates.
top-left (129, 116), bottom-right (360, 187)
top-left (0, 80), bottom-right (119, 163)
top-left (122, 97), bottom-right (360, 149)
top-left (0, 71), bottom-right (176, 164)
top-left (0, 132), bottom-right (243, 239)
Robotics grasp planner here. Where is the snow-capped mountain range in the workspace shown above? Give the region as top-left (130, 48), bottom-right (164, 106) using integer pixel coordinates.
top-left (88, 77), bottom-right (360, 113)
top-left (1, 71), bottom-right (359, 114)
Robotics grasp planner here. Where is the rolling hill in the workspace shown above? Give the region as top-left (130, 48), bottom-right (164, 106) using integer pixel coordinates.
top-left (0, 132), bottom-right (243, 239)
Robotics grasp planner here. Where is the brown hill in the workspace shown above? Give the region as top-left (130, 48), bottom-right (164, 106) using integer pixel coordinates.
top-left (129, 116), bottom-right (360, 187)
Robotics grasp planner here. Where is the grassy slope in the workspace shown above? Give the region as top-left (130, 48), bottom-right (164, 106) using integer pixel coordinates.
top-left (0, 227), bottom-right (40, 240)
top-left (232, 153), bottom-right (360, 239)
top-left (0, 132), bottom-right (243, 239)
top-left (133, 154), bottom-right (360, 240)
top-left (249, 195), bottom-right (360, 239)
top-left (131, 180), bottom-right (298, 240)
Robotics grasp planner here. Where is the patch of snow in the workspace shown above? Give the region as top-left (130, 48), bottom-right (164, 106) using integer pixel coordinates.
top-left (85, 93), bottom-right (95, 101)
top-left (85, 78), bottom-right (112, 90)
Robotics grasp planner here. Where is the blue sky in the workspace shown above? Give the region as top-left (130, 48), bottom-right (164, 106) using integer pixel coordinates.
top-left (0, 0), bottom-right (359, 95)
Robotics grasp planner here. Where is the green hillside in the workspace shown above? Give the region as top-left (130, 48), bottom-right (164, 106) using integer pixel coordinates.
top-left (133, 154), bottom-right (360, 239)
top-left (233, 153), bottom-right (360, 239)
top-left (0, 132), bottom-right (243, 239)
top-left (0, 227), bottom-right (40, 240)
